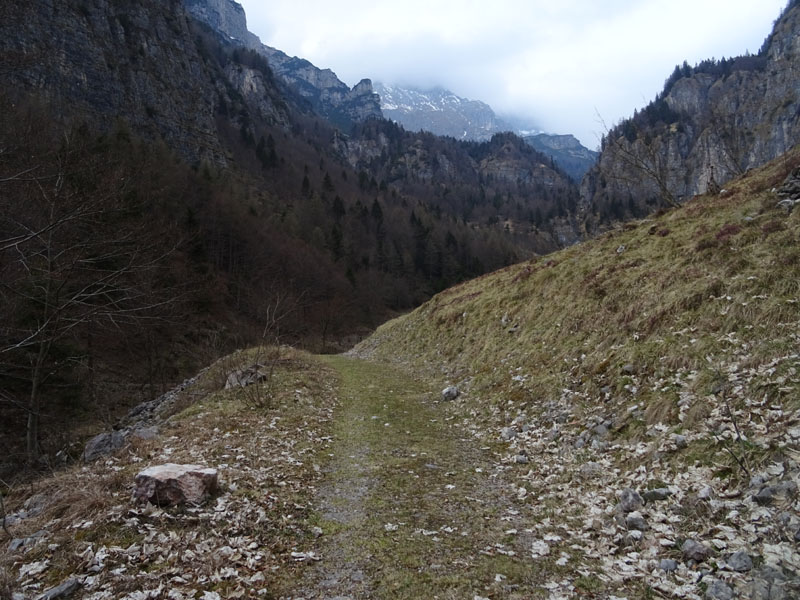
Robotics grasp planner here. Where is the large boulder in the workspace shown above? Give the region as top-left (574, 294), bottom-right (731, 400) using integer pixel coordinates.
top-left (133, 464), bottom-right (218, 506)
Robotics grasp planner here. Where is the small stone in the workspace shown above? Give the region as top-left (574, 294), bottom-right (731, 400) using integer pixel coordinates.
top-left (753, 486), bottom-right (776, 506)
top-left (626, 511), bottom-right (648, 531)
top-left (500, 427), bottom-right (516, 441)
top-left (698, 486), bottom-right (713, 500)
top-left (749, 474), bottom-right (767, 489)
top-left (590, 439), bottom-right (608, 452)
top-left (660, 558), bottom-right (679, 572)
top-left (621, 363), bottom-right (635, 375)
top-left (593, 423), bottom-right (609, 437)
top-left (642, 488), bottom-right (672, 503)
top-left (514, 454), bottom-right (529, 464)
top-left (674, 434), bottom-right (688, 449)
top-left (617, 488), bottom-right (644, 513)
top-left (441, 386), bottom-right (459, 401)
top-left (600, 386), bottom-right (612, 396)
top-left (727, 550), bottom-right (753, 572)
top-left (682, 538), bottom-right (710, 562)
top-left (705, 579), bottom-right (733, 600)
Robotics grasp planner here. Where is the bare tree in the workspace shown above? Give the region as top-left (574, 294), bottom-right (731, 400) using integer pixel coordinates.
top-left (0, 98), bottom-right (179, 463)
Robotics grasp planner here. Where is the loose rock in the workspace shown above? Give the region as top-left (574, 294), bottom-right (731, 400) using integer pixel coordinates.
top-left (682, 538), bottom-right (710, 562)
top-left (660, 558), bottom-right (679, 572)
top-left (705, 579), bottom-right (734, 600)
top-left (441, 386), bottom-right (459, 401)
top-left (642, 488), bottom-right (672, 503)
top-left (727, 550), bottom-right (753, 572)
top-left (617, 488), bottom-right (644, 513)
top-left (36, 578), bottom-right (81, 600)
top-left (133, 464), bottom-right (218, 506)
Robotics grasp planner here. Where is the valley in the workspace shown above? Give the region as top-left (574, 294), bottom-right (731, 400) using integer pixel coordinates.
top-left (1, 0), bottom-right (800, 598)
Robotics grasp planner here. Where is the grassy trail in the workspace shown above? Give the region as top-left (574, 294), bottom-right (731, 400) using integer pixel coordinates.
top-left (287, 355), bottom-right (551, 600)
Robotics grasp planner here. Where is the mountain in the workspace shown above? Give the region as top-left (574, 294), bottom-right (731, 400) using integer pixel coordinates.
top-left (354, 149), bottom-right (800, 599)
top-left (0, 0), bottom-right (585, 469)
top-left (374, 82), bottom-right (598, 180)
top-left (374, 82), bottom-right (515, 141)
top-left (185, 0), bottom-right (382, 130)
top-left (524, 133), bottom-right (599, 181)
top-left (581, 0), bottom-right (800, 228)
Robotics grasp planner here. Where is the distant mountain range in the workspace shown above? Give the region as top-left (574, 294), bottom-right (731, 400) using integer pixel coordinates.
top-left (374, 82), bottom-right (598, 180)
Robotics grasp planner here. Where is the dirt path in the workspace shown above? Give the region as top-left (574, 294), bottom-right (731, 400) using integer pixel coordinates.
top-left (287, 355), bottom-right (552, 600)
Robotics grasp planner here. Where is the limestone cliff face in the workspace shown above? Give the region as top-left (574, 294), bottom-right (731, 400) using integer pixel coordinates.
top-left (184, 0), bottom-right (259, 49)
top-left (0, 0), bottom-right (293, 165)
top-left (183, 0), bottom-right (383, 130)
top-left (0, 0), bottom-right (232, 164)
top-left (581, 2), bottom-right (800, 225)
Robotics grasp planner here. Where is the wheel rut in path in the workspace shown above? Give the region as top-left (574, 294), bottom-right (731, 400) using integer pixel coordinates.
top-left (288, 355), bottom-right (549, 600)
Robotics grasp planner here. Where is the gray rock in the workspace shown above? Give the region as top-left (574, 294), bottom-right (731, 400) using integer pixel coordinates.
top-left (514, 455), bottom-right (529, 464)
top-left (705, 579), bottom-right (733, 600)
top-left (500, 427), bottom-right (517, 441)
top-left (83, 429), bottom-right (127, 462)
top-left (727, 550), bottom-right (753, 572)
top-left (617, 488), bottom-right (644, 513)
top-left (133, 464), bottom-right (218, 506)
top-left (441, 386), bottom-right (459, 401)
top-left (753, 486), bottom-right (776, 506)
top-left (698, 486), bottom-right (713, 500)
top-left (593, 423), bottom-right (609, 437)
top-left (682, 538), bottom-right (710, 562)
top-left (673, 434), bottom-right (688, 449)
top-left (7, 530), bottom-right (48, 552)
top-left (642, 488), bottom-right (672, 503)
top-left (621, 363), bottom-right (635, 375)
top-left (625, 511), bottom-right (648, 531)
top-left (225, 364), bottom-right (268, 389)
top-left (36, 579), bottom-right (81, 600)
top-left (131, 426), bottom-right (159, 440)
top-left (750, 474), bottom-right (768, 489)
top-left (590, 439), bottom-right (609, 452)
top-left (659, 558), bottom-right (679, 572)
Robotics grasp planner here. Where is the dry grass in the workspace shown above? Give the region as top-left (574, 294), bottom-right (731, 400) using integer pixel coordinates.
top-left (356, 145), bottom-right (800, 461)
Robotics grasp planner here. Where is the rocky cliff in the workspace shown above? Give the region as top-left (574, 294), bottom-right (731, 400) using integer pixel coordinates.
top-left (581, 1), bottom-right (800, 226)
top-left (0, 0), bottom-right (236, 165)
top-left (184, 0), bottom-right (382, 131)
top-left (184, 0), bottom-right (259, 49)
top-left (524, 133), bottom-right (599, 181)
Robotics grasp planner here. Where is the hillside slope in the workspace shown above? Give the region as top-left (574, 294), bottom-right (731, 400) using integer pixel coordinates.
top-left (355, 148), bottom-right (800, 598)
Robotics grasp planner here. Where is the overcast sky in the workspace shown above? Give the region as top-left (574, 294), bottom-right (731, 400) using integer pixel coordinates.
top-left (237, 0), bottom-right (787, 148)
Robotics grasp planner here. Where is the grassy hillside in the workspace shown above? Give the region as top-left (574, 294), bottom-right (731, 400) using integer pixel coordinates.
top-left (359, 146), bottom-right (800, 423)
top-left (354, 147), bottom-right (800, 597)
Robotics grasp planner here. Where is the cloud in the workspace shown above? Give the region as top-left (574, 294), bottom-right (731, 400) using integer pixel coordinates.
top-left (238, 0), bottom-right (788, 148)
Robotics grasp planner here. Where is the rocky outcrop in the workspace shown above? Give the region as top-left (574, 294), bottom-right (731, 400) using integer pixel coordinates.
top-left (581, 2), bottom-right (800, 226)
top-left (184, 0), bottom-right (259, 49)
top-left (524, 133), bottom-right (599, 181)
top-left (256, 46), bottom-right (383, 129)
top-left (183, 0), bottom-right (382, 130)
